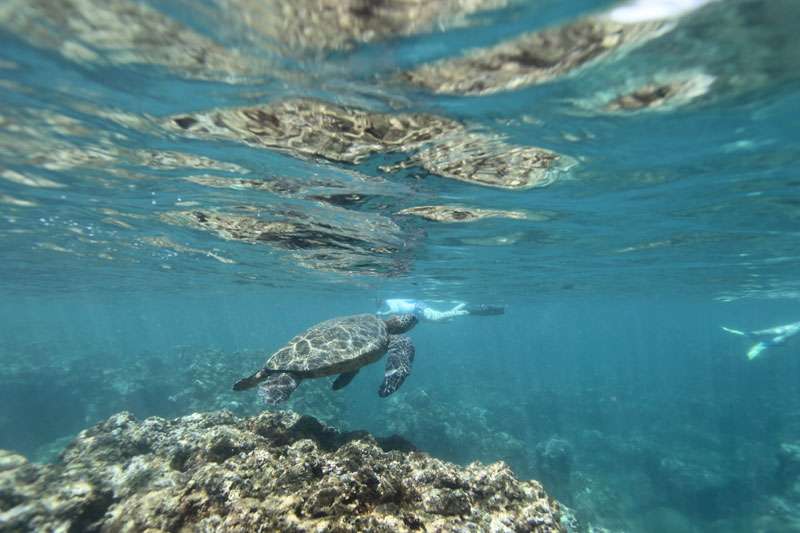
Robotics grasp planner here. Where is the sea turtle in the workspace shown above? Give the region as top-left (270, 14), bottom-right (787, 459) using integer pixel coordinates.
top-left (232, 313), bottom-right (418, 405)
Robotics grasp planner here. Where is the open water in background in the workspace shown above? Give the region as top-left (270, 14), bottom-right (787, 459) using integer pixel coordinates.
top-left (2, 0), bottom-right (800, 531)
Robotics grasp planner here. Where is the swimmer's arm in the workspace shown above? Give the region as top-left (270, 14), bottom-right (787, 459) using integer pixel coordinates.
top-left (422, 305), bottom-right (469, 322)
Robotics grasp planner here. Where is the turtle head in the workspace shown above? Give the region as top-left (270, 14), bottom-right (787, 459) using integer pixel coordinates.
top-left (385, 313), bottom-right (418, 334)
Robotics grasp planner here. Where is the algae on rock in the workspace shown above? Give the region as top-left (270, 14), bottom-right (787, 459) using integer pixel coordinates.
top-left (0, 409), bottom-right (569, 532)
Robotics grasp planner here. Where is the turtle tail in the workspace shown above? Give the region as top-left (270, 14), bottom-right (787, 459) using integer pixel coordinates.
top-left (233, 370), bottom-right (269, 391)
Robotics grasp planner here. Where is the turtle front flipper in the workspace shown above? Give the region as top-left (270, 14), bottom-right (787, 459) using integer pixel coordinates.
top-left (378, 335), bottom-right (415, 398)
top-left (332, 370), bottom-right (359, 390)
top-left (258, 372), bottom-right (302, 405)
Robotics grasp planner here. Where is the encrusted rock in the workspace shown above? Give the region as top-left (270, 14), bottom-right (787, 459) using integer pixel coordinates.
top-left (0, 410), bottom-right (567, 532)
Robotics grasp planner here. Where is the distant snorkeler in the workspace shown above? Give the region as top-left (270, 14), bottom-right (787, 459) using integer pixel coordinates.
top-left (376, 299), bottom-right (504, 323)
top-left (722, 320), bottom-right (800, 360)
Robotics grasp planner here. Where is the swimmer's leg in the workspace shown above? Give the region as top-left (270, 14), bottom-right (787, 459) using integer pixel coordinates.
top-left (747, 335), bottom-right (787, 360)
top-left (722, 326), bottom-right (753, 337)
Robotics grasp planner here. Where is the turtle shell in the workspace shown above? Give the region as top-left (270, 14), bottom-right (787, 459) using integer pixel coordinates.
top-left (266, 314), bottom-right (389, 378)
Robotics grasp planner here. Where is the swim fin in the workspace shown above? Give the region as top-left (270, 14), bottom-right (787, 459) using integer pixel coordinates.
top-left (747, 342), bottom-right (767, 360)
top-left (465, 303), bottom-right (505, 316)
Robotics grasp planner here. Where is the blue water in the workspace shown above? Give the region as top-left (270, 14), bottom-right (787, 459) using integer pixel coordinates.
top-left (2, 0), bottom-right (800, 531)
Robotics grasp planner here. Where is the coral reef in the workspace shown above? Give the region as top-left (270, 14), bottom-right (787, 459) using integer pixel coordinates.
top-left (0, 410), bottom-right (569, 532)
top-left (650, 454), bottom-right (731, 514)
top-left (534, 437), bottom-right (573, 501)
top-left (0, 341), bottom-right (788, 533)
top-left (752, 441), bottom-right (800, 531)
top-left (0, 343), bottom-right (265, 461)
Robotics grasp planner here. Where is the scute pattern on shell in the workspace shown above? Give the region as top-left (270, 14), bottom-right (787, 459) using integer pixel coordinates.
top-left (267, 314), bottom-right (388, 372)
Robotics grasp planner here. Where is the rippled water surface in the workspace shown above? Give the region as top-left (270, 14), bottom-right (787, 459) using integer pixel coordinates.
top-left (2, 0), bottom-right (798, 299)
top-left (2, 0), bottom-right (800, 531)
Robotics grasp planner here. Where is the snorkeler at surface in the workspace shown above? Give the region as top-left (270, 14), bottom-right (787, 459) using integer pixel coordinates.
top-left (376, 299), bottom-right (504, 323)
top-left (721, 320), bottom-right (800, 360)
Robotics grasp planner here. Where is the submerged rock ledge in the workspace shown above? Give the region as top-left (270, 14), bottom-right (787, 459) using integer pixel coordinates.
top-left (0, 410), bottom-right (568, 532)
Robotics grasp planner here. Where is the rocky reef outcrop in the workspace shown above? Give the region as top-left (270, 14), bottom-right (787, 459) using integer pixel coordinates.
top-left (533, 437), bottom-right (573, 501)
top-left (0, 409), bottom-right (568, 532)
top-left (752, 441), bottom-right (800, 531)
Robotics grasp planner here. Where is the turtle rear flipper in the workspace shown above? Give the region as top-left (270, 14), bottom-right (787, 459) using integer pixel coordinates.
top-left (258, 372), bottom-right (301, 405)
top-left (379, 335), bottom-right (415, 398)
top-left (332, 370), bottom-right (359, 390)
top-left (233, 370), bottom-right (268, 391)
